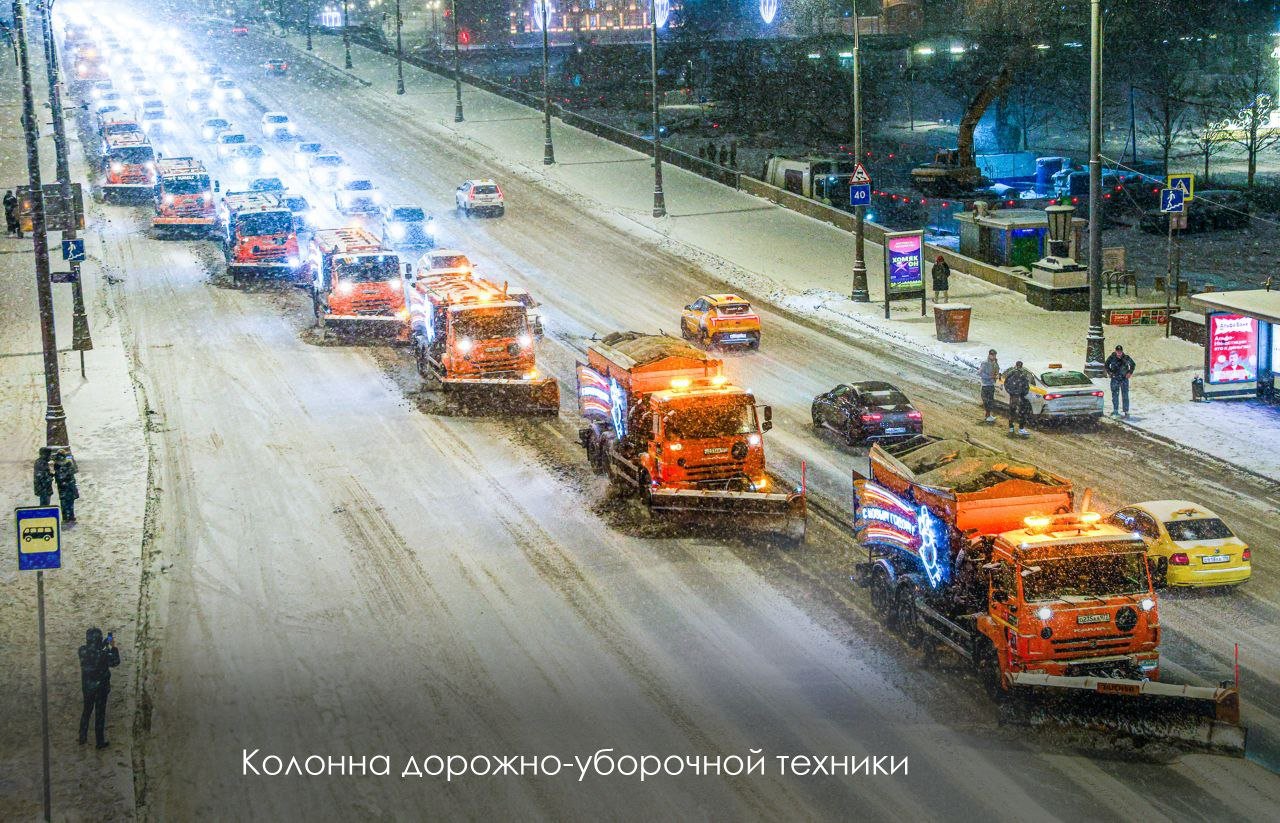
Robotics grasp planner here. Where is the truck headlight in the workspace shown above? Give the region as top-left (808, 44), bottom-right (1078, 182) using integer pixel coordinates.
top-left (1140, 597), bottom-right (1155, 612)
top-left (203, 127), bottom-right (214, 139)
top-left (372, 192), bottom-right (383, 203)
top-left (388, 223), bottom-right (405, 240)
top-left (162, 194), bottom-right (175, 205)
top-left (234, 159), bottom-right (248, 174)
top-left (110, 162), bottom-right (123, 173)
top-left (747, 433), bottom-right (761, 446)
top-left (335, 280), bottom-right (354, 296)
top-left (517, 333), bottom-right (533, 348)
top-left (1036, 606), bottom-right (1052, 621)
top-left (427, 222), bottom-right (437, 235)
top-left (456, 338), bottom-right (473, 354)
top-left (287, 257), bottom-right (299, 268)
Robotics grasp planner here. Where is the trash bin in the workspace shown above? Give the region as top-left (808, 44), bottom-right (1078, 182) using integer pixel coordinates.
top-left (933, 304), bottom-right (972, 343)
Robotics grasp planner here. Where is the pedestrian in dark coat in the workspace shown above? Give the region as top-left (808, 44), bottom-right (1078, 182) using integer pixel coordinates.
top-left (1105, 344), bottom-right (1136, 417)
top-left (53, 449), bottom-right (79, 523)
top-left (78, 627), bottom-right (119, 748)
top-left (931, 255), bottom-right (951, 303)
top-left (698, 145), bottom-right (706, 160)
top-left (4, 190), bottom-right (20, 237)
top-left (33, 447), bottom-right (53, 506)
top-left (718, 145), bottom-right (728, 166)
top-left (1003, 361), bottom-right (1033, 436)
top-left (729, 142), bottom-right (737, 168)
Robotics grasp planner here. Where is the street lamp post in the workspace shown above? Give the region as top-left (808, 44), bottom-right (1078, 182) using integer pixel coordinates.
top-left (306, 0), bottom-right (313, 50)
top-left (395, 0), bottom-right (405, 94)
top-left (451, 0), bottom-right (463, 121)
top-left (648, 0), bottom-right (666, 217)
top-left (40, 0), bottom-right (91, 375)
top-left (341, 0), bottom-right (353, 69)
top-left (1084, 0), bottom-right (1105, 374)
top-left (431, 1), bottom-right (440, 48)
top-left (850, 0), bottom-right (869, 302)
top-left (14, 0), bottom-right (70, 456)
top-left (540, 0), bottom-right (554, 164)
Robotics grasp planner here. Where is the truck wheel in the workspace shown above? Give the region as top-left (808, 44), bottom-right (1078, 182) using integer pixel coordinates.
top-left (869, 567), bottom-right (896, 626)
top-left (975, 641), bottom-right (1006, 701)
top-left (895, 582), bottom-right (923, 648)
top-left (636, 469), bottom-right (653, 506)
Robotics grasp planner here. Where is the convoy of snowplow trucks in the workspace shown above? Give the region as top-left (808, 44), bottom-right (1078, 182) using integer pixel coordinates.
top-left (63, 17), bottom-right (1251, 753)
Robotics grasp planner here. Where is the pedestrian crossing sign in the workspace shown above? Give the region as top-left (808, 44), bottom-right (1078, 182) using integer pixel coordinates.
top-left (1167, 174), bottom-right (1194, 201)
top-left (16, 506), bottom-right (61, 571)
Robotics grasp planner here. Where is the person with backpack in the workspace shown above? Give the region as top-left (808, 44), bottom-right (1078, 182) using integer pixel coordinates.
top-left (1003, 361), bottom-right (1034, 437)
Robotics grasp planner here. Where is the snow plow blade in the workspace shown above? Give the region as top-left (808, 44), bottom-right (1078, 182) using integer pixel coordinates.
top-left (441, 376), bottom-right (560, 415)
top-left (649, 478), bottom-right (806, 543)
top-left (319, 315), bottom-right (405, 341)
top-left (1007, 672), bottom-right (1246, 754)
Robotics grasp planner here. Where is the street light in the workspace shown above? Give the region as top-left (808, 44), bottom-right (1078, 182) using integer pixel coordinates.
top-left (1084, 0), bottom-right (1105, 374)
top-left (648, 0), bottom-right (667, 217)
top-left (850, 0), bottom-right (869, 302)
top-left (341, 0), bottom-right (353, 69)
top-left (537, 0), bottom-right (554, 164)
top-left (395, 0), bottom-right (405, 94)
top-left (451, 0), bottom-right (463, 121)
top-left (306, 0), bottom-right (313, 50)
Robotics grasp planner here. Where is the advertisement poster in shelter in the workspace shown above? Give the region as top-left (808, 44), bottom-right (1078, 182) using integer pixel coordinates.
top-left (885, 231), bottom-right (924, 296)
top-left (1207, 313), bottom-right (1258, 384)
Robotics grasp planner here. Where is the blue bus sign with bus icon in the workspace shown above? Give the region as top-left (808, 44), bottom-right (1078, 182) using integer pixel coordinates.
top-left (16, 506), bottom-right (61, 571)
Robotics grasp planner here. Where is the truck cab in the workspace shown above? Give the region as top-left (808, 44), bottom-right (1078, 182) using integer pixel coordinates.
top-left (640, 380), bottom-right (771, 493)
top-left (984, 514), bottom-right (1159, 681)
top-left (153, 157), bottom-right (216, 234)
top-left (308, 227), bottom-right (405, 336)
top-left (101, 131), bottom-right (156, 196)
top-left (220, 191), bottom-right (301, 281)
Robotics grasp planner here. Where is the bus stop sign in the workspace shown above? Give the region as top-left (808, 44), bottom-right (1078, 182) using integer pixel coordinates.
top-left (16, 506), bottom-right (61, 571)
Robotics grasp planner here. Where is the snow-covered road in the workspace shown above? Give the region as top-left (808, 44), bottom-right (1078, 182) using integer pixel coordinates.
top-left (14, 1), bottom-right (1275, 819)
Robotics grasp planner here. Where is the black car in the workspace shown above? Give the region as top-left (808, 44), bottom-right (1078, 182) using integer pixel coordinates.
top-left (811, 381), bottom-right (923, 446)
top-left (265, 58), bottom-right (289, 76)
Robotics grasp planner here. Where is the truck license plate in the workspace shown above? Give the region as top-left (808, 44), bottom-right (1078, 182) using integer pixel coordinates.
top-left (1201, 554), bottom-right (1231, 564)
top-left (727, 333), bottom-right (747, 339)
top-left (885, 427), bottom-right (906, 434)
top-left (1077, 613), bottom-right (1110, 624)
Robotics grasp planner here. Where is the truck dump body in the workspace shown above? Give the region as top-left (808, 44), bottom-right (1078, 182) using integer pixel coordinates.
top-left (578, 332), bottom-right (804, 541)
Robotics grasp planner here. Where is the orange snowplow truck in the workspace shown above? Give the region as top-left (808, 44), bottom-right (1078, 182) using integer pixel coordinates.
top-left (100, 130), bottom-right (156, 198)
top-left (153, 157), bottom-right (216, 235)
top-left (307, 227), bottom-right (405, 338)
top-left (851, 435), bottom-right (1243, 750)
top-left (407, 270), bottom-right (559, 413)
top-left (577, 332), bottom-right (805, 542)
top-left (219, 191), bottom-right (301, 282)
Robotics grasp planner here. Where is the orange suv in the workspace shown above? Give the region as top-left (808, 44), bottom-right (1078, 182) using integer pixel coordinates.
top-left (680, 294), bottom-right (761, 350)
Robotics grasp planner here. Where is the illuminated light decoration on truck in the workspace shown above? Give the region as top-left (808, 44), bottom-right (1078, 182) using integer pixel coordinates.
top-left (853, 481), bottom-right (948, 588)
top-left (576, 364), bottom-right (627, 439)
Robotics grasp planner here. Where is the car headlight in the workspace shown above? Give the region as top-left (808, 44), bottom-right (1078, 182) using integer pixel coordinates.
top-left (372, 192), bottom-right (383, 203)
top-left (426, 222), bottom-right (437, 235)
top-left (203, 128), bottom-right (213, 139)
top-left (335, 280), bottom-right (354, 296)
top-left (234, 89), bottom-right (244, 99)
top-left (388, 224), bottom-right (405, 239)
top-left (261, 159), bottom-right (276, 173)
top-left (1036, 606), bottom-right (1053, 621)
top-left (517, 333), bottom-right (533, 348)
top-left (456, 338), bottom-right (473, 354)
top-left (188, 101), bottom-right (198, 111)
top-left (1140, 597), bottom-right (1155, 612)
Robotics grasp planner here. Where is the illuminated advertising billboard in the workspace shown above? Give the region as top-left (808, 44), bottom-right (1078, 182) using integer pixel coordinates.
top-left (884, 231), bottom-right (924, 295)
top-left (1207, 313), bottom-right (1258, 385)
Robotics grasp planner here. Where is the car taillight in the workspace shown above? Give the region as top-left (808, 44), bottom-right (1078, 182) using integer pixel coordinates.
top-left (468, 190), bottom-right (475, 200)
top-left (1091, 390), bottom-right (1104, 397)
top-left (907, 411), bottom-right (922, 421)
top-left (1044, 393), bottom-right (1062, 401)
top-left (861, 413), bottom-right (882, 422)
top-left (1168, 553), bottom-right (1190, 566)
top-left (1243, 548), bottom-right (1251, 561)
top-left (495, 185), bottom-right (503, 198)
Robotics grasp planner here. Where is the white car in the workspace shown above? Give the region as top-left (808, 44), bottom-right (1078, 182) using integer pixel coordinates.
top-left (414, 248), bottom-right (472, 278)
top-left (139, 101), bottom-right (168, 134)
top-left (215, 132), bottom-right (248, 158)
top-left (89, 79), bottom-right (114, 100)
top-left (260, 112), bottom-right (293, 141)
top-left (307, 153), bottom-right (345, 188)
top-left (229, 144), bottom-right (272, 178)
top-left (212, 77), bottom-right (243, 103)
top-left (200, 117), bottom-right (232, 142)
top-left (380, 204), bottom-right (435, 247)
top-left (292, 141), bottom-right (322, 169)
top-left (132, 86), bottom-right (161, 110)
top-left (185, 87), bottom-right (214, 114)
top-left (997, 362), bottom-right (1105, 423)
top-left (454, 179), bottom-right (504, 217)
top-left (335, 178), bottom-right (382, 215)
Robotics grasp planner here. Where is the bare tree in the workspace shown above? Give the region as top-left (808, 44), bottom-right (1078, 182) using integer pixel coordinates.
top-left (1215, 48), bottom-right (1280, 189)
top-left (1137, 74), bottom-right (1193, 175)
top-left (1187, 105), bottom-right (1229, 183)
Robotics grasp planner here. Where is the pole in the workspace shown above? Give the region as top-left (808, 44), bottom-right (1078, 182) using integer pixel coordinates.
top-left (1164, 213), bottom-right (1173, 338)
top-left (451, 0), bottom-right (463, 121)
top-left (305, 0), bottom-right (313, 50)
top-left (16, 0), bottom-right (70, 450)
top-left (37, 569), bottom-right (52, 823)
top-left (850, 0), bottom-right (869, 302)
top-left (395, 0), bottom-right (404, 94)
top-left (540, 1), bottom-right (553, 164)
top-left (1084, 0), bottom-right (1106, 376)
top-left (40, 0), bottom-right (92, 370)
top-left (341, 0), bottom-right (352, 69)
top-left (649, 0), bottom-right (665, 218)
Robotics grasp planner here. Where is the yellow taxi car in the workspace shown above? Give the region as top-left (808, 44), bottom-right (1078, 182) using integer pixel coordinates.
top-left (680, 294), bottom-right (761, 350)
top-left (1106, 500), bottom-right (1251, 587)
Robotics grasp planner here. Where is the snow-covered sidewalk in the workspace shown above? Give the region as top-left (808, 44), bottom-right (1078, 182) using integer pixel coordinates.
top-left (277, 31), bottom-right (1280, 482)
top-left (0, 52), bottom-right (147, 820)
